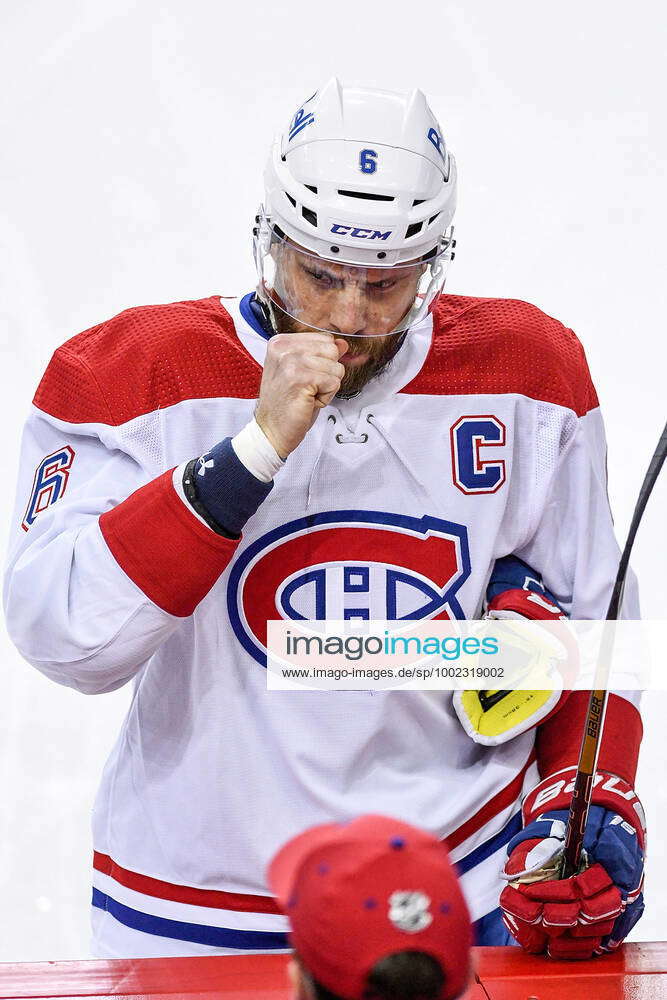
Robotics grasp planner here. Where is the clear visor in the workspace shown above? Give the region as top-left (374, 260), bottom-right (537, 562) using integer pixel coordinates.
top-left (256, 230), bottom-right (452, 338)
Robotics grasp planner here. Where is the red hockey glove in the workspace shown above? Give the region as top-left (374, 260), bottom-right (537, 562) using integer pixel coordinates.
top-left (500, 769), bottom-right (646, 959)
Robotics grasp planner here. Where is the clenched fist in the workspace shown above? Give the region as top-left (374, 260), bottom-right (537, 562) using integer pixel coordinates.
top-left (255, 332), bottom-right (348, 459)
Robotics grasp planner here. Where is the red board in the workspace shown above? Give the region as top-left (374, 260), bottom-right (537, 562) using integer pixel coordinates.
top-left (475, 944), bottom-right (667, 1000)
top-left (0, 944), bottom-right (664, 1000)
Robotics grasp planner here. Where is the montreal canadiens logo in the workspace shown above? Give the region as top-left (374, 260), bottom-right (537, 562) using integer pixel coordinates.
top-left (227, 510), bottom-right (471, 667)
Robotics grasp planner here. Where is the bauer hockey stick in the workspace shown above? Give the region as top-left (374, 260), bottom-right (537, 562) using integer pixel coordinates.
top-left (560, 419), bottom-right (667, 879)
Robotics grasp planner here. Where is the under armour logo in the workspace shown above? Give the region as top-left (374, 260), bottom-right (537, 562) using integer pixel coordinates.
top-left (197, 457), bottom-right (215, 476)
top-left (388, 890), bottom-right (433, 933)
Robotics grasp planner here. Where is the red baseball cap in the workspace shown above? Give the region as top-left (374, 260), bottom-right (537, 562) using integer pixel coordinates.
top-left (268, 814), bottom-right (473, 1000)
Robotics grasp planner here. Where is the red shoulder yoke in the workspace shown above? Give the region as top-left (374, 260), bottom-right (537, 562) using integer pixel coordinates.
top-left (403, 295), bottom-right (599, 417)
top-left (33, 297), bottom-right (262, 426)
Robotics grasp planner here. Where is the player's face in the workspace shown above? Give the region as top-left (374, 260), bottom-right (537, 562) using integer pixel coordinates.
top-left (276, 243), bottom-right (423, 337)
top-left (272, 244), bottom-right (422, 396)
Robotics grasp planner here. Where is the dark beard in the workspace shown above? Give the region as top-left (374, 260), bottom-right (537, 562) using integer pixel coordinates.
top-left (334, 343), bottom-right (400, 399)
top-left (273, 310), bottom-right (404, 399)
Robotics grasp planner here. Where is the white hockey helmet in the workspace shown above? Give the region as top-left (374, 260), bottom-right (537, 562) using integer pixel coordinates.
top-left (254, 78), bottom-right (457, 337)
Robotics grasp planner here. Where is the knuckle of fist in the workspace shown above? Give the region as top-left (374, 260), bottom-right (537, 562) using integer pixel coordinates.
top-left (267, 337), bottom-right (284, 357)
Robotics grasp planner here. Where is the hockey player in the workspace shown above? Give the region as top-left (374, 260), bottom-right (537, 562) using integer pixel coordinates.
top-left (3, 79), bottom-right (644, 959)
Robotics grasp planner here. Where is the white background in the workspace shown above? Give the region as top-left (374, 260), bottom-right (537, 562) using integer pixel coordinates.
top-left (0, 0), bottom-right (665, 961)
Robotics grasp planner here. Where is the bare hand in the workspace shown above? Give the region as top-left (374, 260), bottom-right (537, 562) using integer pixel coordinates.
top-left (255, 332), bottom-right (348, 459)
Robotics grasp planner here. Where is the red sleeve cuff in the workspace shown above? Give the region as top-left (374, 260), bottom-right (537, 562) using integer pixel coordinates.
top-left (536, 691), bottom-right (642, 785)
top-left (100, 470), bottom-right (240, 617)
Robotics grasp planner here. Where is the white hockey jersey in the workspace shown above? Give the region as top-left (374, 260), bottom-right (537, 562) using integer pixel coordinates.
top-left (4, 292), bottom-right (641, 958)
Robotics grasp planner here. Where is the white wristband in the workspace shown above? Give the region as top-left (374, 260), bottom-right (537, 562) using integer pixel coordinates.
top-left (231, 418), bottom-right (285, 483)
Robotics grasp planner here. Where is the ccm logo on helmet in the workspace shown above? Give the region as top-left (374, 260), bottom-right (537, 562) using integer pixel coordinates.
top-left (330, 224), bottom-right (393, 240)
